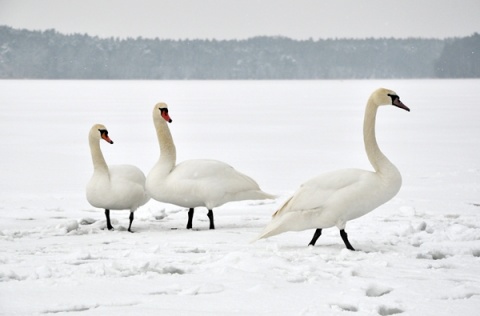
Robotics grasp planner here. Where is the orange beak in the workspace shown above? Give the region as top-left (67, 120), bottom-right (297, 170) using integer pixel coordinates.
top-left (101, 133), bottom-right (114, 144)
top-left (162, 112), bottom-right (172, 123)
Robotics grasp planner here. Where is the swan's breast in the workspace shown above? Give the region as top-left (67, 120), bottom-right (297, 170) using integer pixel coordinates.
top-left (87, 165), bottom-right (148, 210)
top-left (341, 170), bottom-right (402, 221)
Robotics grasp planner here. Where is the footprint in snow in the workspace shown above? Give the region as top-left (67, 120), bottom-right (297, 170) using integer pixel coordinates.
top-left (366, 284), bottom-right (393, 297)
top-left (150, 284), bottom-right (224, 296)
top-left (416, 249), bottom-right (449, 260)
top-left (330, 303), bottom-right (358, 312)
top-left (378, 306), bottom-right (404, 315)
top-left (150, 208), bottom-right (167, 220)
top-left (79, 217), bottom-right (97, 225)
top-left (42, 304), bottom-right (99, 314)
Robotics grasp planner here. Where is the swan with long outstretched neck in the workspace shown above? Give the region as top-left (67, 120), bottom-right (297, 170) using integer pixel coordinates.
top-left (86, 124), bottom-right (150, 232)
top-left (255, 88), bottom-right (410, 250)
top-left (146, 103), bottom-right (275, 230)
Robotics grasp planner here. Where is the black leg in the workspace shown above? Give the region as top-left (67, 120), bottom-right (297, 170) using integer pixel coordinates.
top-left (308, 228), bottom-right (322, 246)
top-left (340, 229), bottom-right (355, 251)
top-left (105, 209), bottom-right (114, 230)
top-left (186, 208), bottom-right (194, 229)
top-left (207, 209), bottom-right (215, 230)
top-left (127, 212), bottom-right (134, 233)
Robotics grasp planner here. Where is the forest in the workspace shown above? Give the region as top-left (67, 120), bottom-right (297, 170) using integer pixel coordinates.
top-left (0, 26), bottom-right (479, 79)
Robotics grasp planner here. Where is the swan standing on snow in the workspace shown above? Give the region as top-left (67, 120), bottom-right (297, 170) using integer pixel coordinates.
top-left (86, 124), bottom-right (150, 232)
top-left (255, 88), bottom-right (410, 250)
top-left (146, 103), bottom-right (275, 230)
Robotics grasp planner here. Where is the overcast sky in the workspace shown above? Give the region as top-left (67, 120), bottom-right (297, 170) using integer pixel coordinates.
top-left (1, 0), bottom-right (479, 40)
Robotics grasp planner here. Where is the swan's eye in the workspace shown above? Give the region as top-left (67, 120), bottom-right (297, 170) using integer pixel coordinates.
top-left (387, 94), bottom-right (399, 104)
top-left (98, 129), bottom-right (108, 136)
top-left (159, 108), bottom-right (168, 114)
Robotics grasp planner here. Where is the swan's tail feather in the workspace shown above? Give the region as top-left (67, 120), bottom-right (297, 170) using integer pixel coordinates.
top-left (251, 190), bottom-right (277, 200)
top-left (250, 196), bottom-right (294, 243)
top-left (252, 218), bottom-right (287, 243)
top-left (230, 190), bottom-right (277, 202)
top-left (260, 191), bottom-right (277, 200)
top-left (272, 196), bottom-right (293, 218)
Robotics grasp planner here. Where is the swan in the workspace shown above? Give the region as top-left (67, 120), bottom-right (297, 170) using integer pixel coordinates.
top-left (255, 88), bottom-right (410, 250)
top-left (86, 124), bottom-right (150, 232)
top-left (146, 103), bottom-right (275, 230)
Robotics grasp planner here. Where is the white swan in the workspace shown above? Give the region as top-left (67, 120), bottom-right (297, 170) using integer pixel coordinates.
top-left (255, 88), bottom-right (410, 250)
top-left (146, 103), bottom-right (275, 230)
top-left (86, 124), bottom-right (150, 232)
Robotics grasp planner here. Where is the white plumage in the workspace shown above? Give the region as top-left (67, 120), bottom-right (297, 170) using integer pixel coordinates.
top-left (86, 124), bottom-right (150, 232)
top-left (255, 88), bottom-right (410, 250)
top-left (146, 103), bottom-right (275, 229)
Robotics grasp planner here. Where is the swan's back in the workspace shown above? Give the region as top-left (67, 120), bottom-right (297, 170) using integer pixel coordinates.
top-left (111, 164), bottom-right (147, 186)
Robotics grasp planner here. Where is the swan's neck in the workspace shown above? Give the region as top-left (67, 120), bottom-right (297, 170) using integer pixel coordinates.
top-left (154, 118), bottom-right (176, 174)
top-left (89, 136), bottom-right (109, 173)
top-left (363, 99), bottom-right (395, 175)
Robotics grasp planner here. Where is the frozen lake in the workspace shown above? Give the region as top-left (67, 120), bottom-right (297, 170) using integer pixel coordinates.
top-left (0, 80), bottom-right (479, 315)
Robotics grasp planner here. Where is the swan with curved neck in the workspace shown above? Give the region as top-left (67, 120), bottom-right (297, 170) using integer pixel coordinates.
top-left (255, 88), bottom-right (410, 250)
top-left (146, 103), bottom-right (275, 230)
top-left (86, 124), bottom-right (150, 232)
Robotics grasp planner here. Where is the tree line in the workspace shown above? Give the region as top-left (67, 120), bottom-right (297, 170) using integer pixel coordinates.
top-left (0, 26), bottom-right (478, 79)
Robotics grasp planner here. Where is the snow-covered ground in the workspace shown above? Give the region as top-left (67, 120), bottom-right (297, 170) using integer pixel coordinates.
top-left (0, 79), bottom-right (479, 315)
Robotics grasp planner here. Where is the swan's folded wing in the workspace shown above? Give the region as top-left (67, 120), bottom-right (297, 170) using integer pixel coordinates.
top-left (173, 159), bottom-right (260, 190)
top-left (273, 168), bottom-right (366, 218)
top-left (172, 159), bottom-right (228, 178)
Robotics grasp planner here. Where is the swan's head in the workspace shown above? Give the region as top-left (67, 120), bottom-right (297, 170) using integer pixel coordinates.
top-left (153, 102), bottom-right (173, 123)
top-left (90, 124), bottom-right (114, 144)
top-left (373, 88), bottom-right (410, 112)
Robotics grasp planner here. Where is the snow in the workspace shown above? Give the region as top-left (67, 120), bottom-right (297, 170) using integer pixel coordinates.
top-left (1, 79), bottom-right (479, 315)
